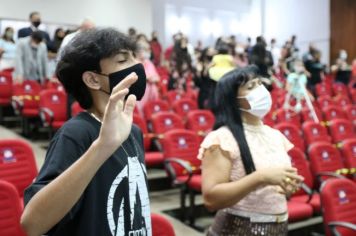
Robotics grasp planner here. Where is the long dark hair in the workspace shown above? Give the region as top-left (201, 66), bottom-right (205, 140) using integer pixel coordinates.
top-left (212, 65), bottom-right (259, 174)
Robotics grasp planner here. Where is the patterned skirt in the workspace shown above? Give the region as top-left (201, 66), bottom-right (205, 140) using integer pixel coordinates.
top-left (207, 211), bottom-right (288, 236)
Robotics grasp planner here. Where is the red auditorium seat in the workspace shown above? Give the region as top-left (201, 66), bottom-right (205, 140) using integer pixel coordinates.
top-left (322, 105), bottom-right (347, 122)
top-left (308, 141), bottom-right (345, 184)
top-left (350, 89), bottom-right (356, 103)
top-left (317, 96), bottom-right (335, 108)
top-left (172, 98), bottom-right (198, 118)
top-left (340, 138), bottom-right (356, 172)
top-left (44, 80), bottom-right (64, 90)
top-left (143, 99), bottom-right (170, 121)
top-left (332, 83), bottom-right (349, 96)
top-left (0, 72), bottom-right (13, 122)
top-left (302, 121), bottom-right (332, 146)
top-left (343, 104), bottom-right (356, 124)
top-left (288, 148), bottom-right (321, 213)
top-left (186, 110), bottom-right (215, 138)
top-left (161, 129), bottom-right (201, 220)
top-left (151, 112), bottom-right (185, 138)
top-left (333, 95), bottom-right (351, 107)
top-left (166, 90), bottom-right (186, 103)
top-left (320, 178), bottom-right (356, 236)
top-left (301, 107), bottom-right (323, 123)
top-left (0, 139), bottom-right (37, 200)
top-left (39, 89), bottom-right (68, 137)
top-left (287, 201), bottom-right (314, 223)
top-left (0, 180), bottom-right (26, 236)
top-left (275, 122), bottom-right (305, 151)
top-left (328, 119), bottom-right (355, 144)
top-left (71, 101), bottom-right (84, 117)
top-left (315, 83), bottom-right (332, 97)
top-left (274, 109), bottom-right (302, 128)
top-left (133, 114), bottom-right (163, 168)
top-left (11, 80), bottom-right (42, 135)
top-left (0, 71), bottom-right (13, 107)
top-left (151, 213), bottom-right (175, 236)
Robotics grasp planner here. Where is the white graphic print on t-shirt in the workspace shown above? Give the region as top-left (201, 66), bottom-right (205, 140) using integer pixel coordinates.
top-left (107, 156), bottom-right (151, 236)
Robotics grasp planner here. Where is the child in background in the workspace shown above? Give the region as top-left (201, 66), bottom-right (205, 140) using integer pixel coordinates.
top-left (284, 60), bottom-right (314, 112)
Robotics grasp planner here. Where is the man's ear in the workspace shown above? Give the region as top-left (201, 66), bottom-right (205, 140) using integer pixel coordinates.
top-left (82, 71), bottom-right (101, 90)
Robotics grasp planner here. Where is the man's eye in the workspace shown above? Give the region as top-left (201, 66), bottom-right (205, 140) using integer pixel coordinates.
top-left (118, 60), bottom-right (126, 63)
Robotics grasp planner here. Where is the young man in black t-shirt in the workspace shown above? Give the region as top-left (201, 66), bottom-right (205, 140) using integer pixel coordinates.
top-left (21, 28), bottom-right (152, 236)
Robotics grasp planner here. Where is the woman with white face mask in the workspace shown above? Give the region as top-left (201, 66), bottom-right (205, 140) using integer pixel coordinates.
top-left (198, 65), bottom-right (304, 236)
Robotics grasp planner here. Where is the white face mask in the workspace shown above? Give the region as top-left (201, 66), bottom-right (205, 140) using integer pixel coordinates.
top-left (237, 85), bottom-right (272, 118)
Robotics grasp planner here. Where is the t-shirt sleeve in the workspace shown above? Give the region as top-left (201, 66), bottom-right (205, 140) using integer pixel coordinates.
top-left (197, 128), bottom-right (240, 160)
top-left (24, 124), bottom-right (92, 232)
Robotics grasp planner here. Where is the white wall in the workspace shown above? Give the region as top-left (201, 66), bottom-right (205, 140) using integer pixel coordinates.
top-left (263, 0), bottom-right (330, 64)
top-left (152, 0), bottom-right (258, 48)
top-left (152, 0), bottom-right (330, 64)
top-left (0, 0), bottom-right (153, 36)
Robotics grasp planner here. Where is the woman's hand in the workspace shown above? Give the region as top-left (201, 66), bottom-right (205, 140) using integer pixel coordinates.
top-left (97, 72), bottom-right (138, 157)
top-left (257, 167), bottom-right (304, 193)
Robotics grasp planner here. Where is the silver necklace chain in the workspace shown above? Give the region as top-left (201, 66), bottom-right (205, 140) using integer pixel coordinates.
top-left (88, 112), bottom-right (139, 158)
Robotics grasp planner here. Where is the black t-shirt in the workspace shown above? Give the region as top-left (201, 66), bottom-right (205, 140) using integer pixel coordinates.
top-left (24, 112), bottom-right (152, 236)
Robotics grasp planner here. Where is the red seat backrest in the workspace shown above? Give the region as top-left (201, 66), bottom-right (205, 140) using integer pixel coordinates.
top-left (328, 118), bottom-right (355, 143)
top-left (275, 109), bottom-right (301, 128)
top-left (0, 180), bottom-right (26, 236)
top-left (334, 94), bottom-right (351, 107)
top-left (317, 95), bottom-right (335, 108)
top-left (340, 138), bottom-right (356, 169)
top-left (186, 110), bottom-right (215, 134)
top-left (288, 147), bottom-right (314, 196)
top-left (0, 139), bottom-right (38, 197)
top-left (308, 141), bottom-right (344, 182)
top-left (320, 178), bottom-right (356, 236)
top-left (143, 100), bottom-right (170, 120)
top-left (302, 121), bottom-right (331, 145)
top-left (301, 107), bottom-right (323, 123)
top-left (315, 83), bottom-right (332, 97)
top-left (17, 80), bottom-right (42, 109)
top-left (275, 122), bottom-right (305, 151)
top-left (39, 89), bottom-right (68, 122)
top-left (151, 213), bottom-right (175, 236)
top-left (332, 83), bottom-right (349, 96)
top-left (172, 98), bottom-right (198, 117)
top-left (161, 129), bottom-right (201, 177)
top-left (151, 112), bottom-right (184, 135)
top-left (133, 114), bottom-right (151, 150)
top-left (322, 105), bottom-right (347, 122)
top-left (0, 72), bottom-right (13, 102)
top-left (343, 104), bottom-right (356, 121)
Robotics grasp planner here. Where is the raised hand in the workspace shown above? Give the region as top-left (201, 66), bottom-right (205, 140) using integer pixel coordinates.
top-left (97, 72), bottom-right (138, 156)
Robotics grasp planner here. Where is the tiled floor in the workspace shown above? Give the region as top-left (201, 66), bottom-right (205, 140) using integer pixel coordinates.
top-left (0, 125), bottom-right (206, 236)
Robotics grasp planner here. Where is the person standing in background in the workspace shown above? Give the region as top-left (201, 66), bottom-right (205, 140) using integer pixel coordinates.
top-left (150, 31), bottom-right (162, 66)
top-left (0, 27), bottom-right (16, 70)
top-left (18, 11), bottom-right (50, 44)
top-left (57, 18), bottom-right (95, 58)
top-left (136, 40), bottom-right (160, 116)
top-left (14, 31), bottom-right (49, 84)
top-left (268, 38), bottom-right (281, 69)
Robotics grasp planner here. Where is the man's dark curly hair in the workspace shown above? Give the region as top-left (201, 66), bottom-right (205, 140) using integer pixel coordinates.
top-left (56, 28), bottom-right (136, 109)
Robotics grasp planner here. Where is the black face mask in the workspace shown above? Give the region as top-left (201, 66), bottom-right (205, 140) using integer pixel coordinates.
top-left (97, 63), bottom-right (147, 101)
top-left (32, 21), bottom-right (41, 28)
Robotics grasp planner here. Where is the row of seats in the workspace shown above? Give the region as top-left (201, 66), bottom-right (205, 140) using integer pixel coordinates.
top-left (0, 139), bottom-right (176, 236)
